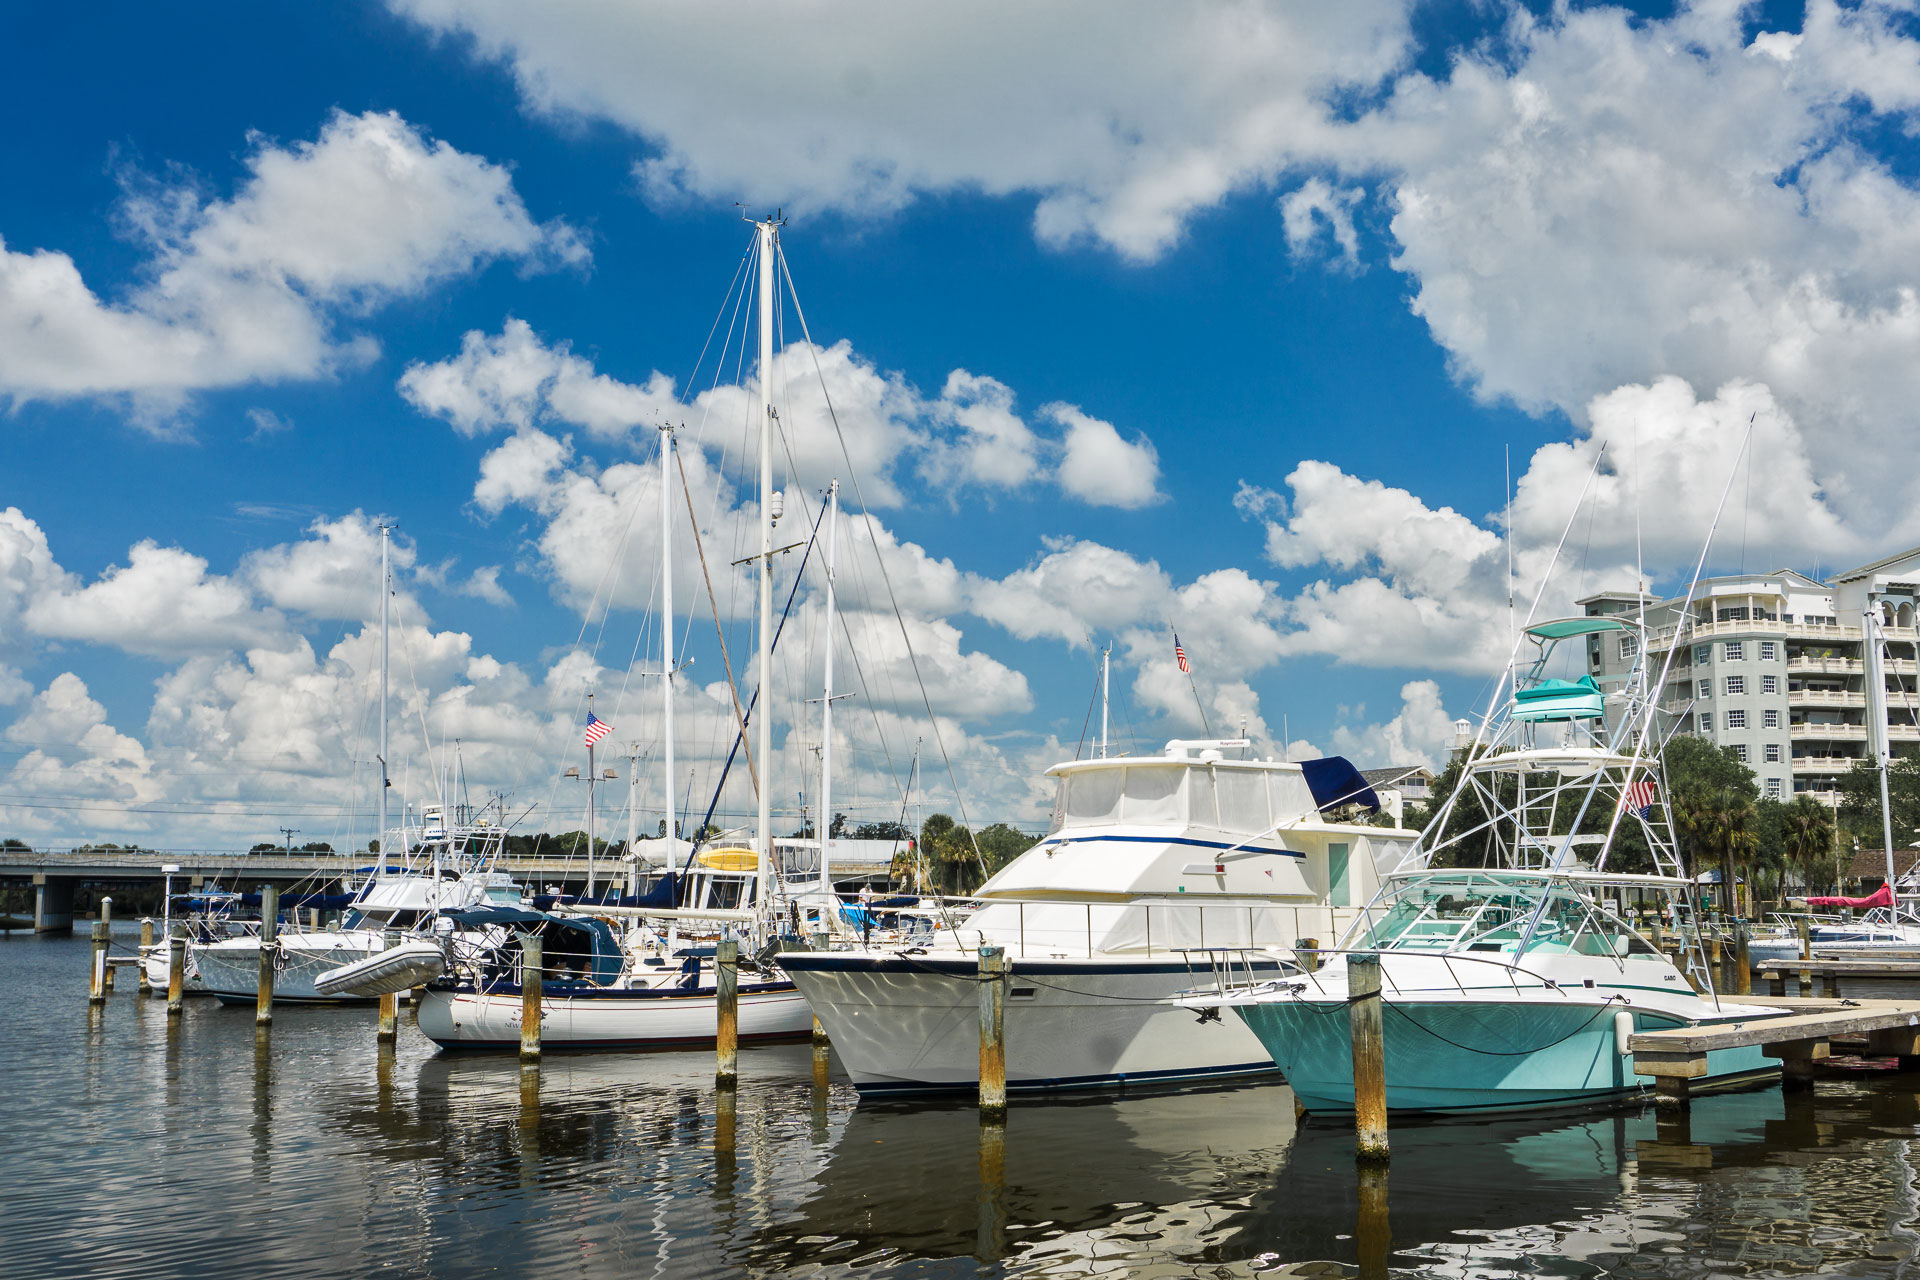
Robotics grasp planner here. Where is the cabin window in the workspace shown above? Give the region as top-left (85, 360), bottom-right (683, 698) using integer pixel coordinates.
top-left (1187, 767), bottom-right (1218, 828)
top-left (1119, 766), bottom-right (1185, 824)
top-left (1063, 769), bottom-right (1123, 825)
top-left (1215, 770), bottom-right (1271, 835)
top-left (1329, 842), bottom-right (1352, 907)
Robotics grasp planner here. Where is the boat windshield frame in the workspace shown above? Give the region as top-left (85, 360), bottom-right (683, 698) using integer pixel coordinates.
top-left (1350, 869), bottom-right (1663, 961)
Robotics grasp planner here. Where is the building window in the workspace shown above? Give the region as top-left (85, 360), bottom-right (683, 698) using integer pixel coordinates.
top-left (1695, 645), bottom-right (1711, 666)
top-left (1762, 674), bottom-right (1778, 694)
top-left (1727, 710), bottom-right (1747, 729)
top-left (1766, 777), bottom-right (1783, 798)
top-left (1726, 676), bottom-right (1745, 695)
top-left (1760, 641), bottom-right (1777, 660)
top-left (1733, 743), bottom-right (1749, 762)
top-left (1699, 680), bottom-right (1712, 699)
top-left (1764, 709), bottom-right (1780, 728)
top-left (1765, 743), bottom-right (1781, 763)
top-left (1619, 634), bottom-right (1638, 659)
top-left (1725, 641), bottom-right (1744, 661)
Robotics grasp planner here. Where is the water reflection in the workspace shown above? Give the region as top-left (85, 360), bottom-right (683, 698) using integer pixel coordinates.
top-left (10, 934), bottom-right (1920, 1279)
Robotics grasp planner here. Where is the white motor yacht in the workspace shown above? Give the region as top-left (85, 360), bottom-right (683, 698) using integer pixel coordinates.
top-left (780, 741), bottom-right (1416, 1095)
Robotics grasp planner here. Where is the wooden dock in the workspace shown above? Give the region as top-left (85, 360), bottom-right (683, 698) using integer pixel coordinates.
top-left (1631, 996), bottom-right (1920, 1107)
top-left (1756, 957), bottom-right (1920, 997)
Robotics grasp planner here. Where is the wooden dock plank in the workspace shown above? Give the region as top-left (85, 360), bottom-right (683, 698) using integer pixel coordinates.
top-left (1756, 958), bottom-right (1920, 977)
top-left (1629, 999), bottom-right (1920, 1056)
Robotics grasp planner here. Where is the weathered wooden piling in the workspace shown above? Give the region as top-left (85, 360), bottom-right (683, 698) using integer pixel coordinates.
top-left (138, 918), bottom-right (154, 995)
top-left (978, 945), bottom-right (1008, 1121)
top-left (1797, 917), bottom-right (1812, 961)
top-left (715, 938), bottom-right (739, 1087)
top-left (101, 896), bottom-right (116, 994)
top-left (255, 885), bottom-right (278, 1027)
top-left (519, 933), bottom-right (543, 1065)
top-left (167, 931), bottom-right (186, 1015)
top-left (87, 900), bottom-right (111, 1005)
top-left (1349, 952), bottom-right (1388, 1164)
top-left (1356, 1163), bottom-right (1391, 1280)
top-left (1299, 938), bottom-right (1320, 973)
top-left (378, 929), bottom-right (399, 1046)
top-left (1733, 923), bottom-right (1751, 996)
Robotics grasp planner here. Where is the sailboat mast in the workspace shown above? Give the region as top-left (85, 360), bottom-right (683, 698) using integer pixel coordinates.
top-left (378, 523), bottom-right (391, 862)
top-left (756, 217), bottom-right (776, 925)
top-left (661, 423), bottom-right (676, 864)
top-left (1866, 606), bottom-right (1900, 909)
top-left (587, 691), bottom-right (598, 900)
top-left (820, 479), bottom-right (838, 905)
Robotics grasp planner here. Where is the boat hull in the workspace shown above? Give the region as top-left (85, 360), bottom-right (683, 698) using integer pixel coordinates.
top-left (195, 934), bottom-right (389, 1004)
top-left (139, 944), bottom-right (207, 994)
top-left (781, 952), bottom-right (1283, 1095)
top-left (415, 981), bottom-right (815, 1050)
top-left (1234, 997), bottom-right (1775, 1115)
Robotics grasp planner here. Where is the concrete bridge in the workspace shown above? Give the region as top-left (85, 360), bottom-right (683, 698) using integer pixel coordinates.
top-left (0, 849), bottom-right (631, 933)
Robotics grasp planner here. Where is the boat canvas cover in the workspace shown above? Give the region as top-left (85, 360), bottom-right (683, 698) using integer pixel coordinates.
top-left (445, 907), bottom-right (623, 985)
top-left (1298, 757), bottom-right (1381, 814)
top-left (1805, 883), bottom-right (1894, 909)
top-left (1512, 675), bottom-right (1605, 722)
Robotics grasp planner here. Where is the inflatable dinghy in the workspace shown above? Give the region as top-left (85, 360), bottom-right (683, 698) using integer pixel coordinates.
top-left (314, 941), bottom-right (445, 998)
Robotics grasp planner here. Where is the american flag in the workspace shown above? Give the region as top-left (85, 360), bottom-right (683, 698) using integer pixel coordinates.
top-left (583, 713), bottom-right (614, 748)
top-left (1621, 775), bottom-right (1658, 819)
top-left (1174, 634), bottom-right (1191, 674)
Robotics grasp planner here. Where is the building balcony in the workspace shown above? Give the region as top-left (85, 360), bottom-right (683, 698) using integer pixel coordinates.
top-left (1792, 787), bottom-right (1844, 805)
top-left (1789, 722), bottom-right (1867, 740)
top-left (1787, 689), bottom-right (1866, 708)
top-left (1650, 618), bottom-right (1863, 650)
top-left (1786, 656), bottom-right (1864, 675)
top-left (1791, 756), bottom-right (1858, 774)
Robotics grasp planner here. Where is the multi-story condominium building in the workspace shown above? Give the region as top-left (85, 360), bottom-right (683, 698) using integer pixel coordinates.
top-left (1579, 547), bottom-right (1920, 806)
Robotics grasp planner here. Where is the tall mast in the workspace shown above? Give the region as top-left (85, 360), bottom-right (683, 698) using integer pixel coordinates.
top-left (755, 216), bottom-right (777, 926)
top-left (1100, 643), bottom-right (1110, 759)
top-left (820, 480), bottom-right (839, 905)
top-left (1866, 606), bottom-right (1900, 910)
top-left (378, 523), bottom-right (391, 862)
top-left (586, 691), bottom-right (598, 900)
top-left (661, 422), bottom-right (677, 867)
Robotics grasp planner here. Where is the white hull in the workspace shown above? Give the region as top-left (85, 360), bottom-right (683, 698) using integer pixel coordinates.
top-left (139, 944), bottom-right (207, 994)
top-left (194, 932), bottom-right (391, 1004)
top-left (416, 981), bottom-right (814, 1050)
top-left (781, 951), bottom-right (1282, 1094)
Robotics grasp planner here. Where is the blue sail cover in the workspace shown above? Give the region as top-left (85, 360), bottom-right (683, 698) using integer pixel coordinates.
top-left (1298, 756), bottom-right (1381, 814)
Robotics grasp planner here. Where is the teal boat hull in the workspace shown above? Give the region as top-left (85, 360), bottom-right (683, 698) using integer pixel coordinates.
top-left (1236, 998), bottom-right (1776, 1115)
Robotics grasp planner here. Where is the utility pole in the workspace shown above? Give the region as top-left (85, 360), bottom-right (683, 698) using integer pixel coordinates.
top-left (280, 827), bottom-right (300, 853)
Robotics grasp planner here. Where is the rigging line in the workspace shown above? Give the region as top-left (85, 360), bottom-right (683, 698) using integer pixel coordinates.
top-left (611, 432), bottom-right (672, 728)
top-left (681, 247), bottom-right (753, 403)
top-left (779, 246), bottom-right (988, 876)
top-left (1075, 644), bottom-right (1102, 760)
top-left (388, 593), bottom-right (447, 813)
top-left (675, 440), bottom-right (761, 798)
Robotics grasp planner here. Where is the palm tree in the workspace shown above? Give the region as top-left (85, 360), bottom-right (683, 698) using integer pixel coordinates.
top-left (1781, 796), bottom-right (1837, 896)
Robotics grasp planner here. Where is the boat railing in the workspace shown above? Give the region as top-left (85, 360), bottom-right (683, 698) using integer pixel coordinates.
top-left (916, 895), bottom-right (1337, 960)
top-left (1178, 946), bottom-right (1582, 1004)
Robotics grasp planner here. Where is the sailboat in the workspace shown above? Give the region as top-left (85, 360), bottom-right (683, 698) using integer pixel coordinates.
top-left (1184, 607), bottom-right (1792, 1115)
top-left (193, 526), bottom-right (522, 1004)
top-left (416, 216), bottom-right (816, 1051)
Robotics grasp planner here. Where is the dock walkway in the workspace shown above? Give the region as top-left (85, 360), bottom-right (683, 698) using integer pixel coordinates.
top-left (1631, 996), bottom-right (1920, 1107)
top-left (1756, 957), bottom-right (1920, 997)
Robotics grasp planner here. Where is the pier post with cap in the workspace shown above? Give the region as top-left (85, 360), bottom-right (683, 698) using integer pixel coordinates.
top-left (978, 945), bottom-right (1008, 1121)
top-left (167, 930), bottom-right (186, 1015)
top-left (255, 885), bottom-right (278, 1027)
top-left (87, 898), bottom-right (112, 1005)
top-left (138, 918), bottom-right (154, 995)
top-left (715, 938), bottom-right (740, 1087)
top-left (1733, 923), bottom-right (1751, 996)
top-left (519, 933), bottom-right (543, 1065)
top-left (1349, 952), bottom-right (1388, 1164)
top-left (378, 929), bottom-right (399, 1046)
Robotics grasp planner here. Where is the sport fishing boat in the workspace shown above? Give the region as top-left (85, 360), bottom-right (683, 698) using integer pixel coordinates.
top-left (1185, 614), bottom-right (1788, 1115)
top-left (780, 742), bottom-right (1417, 1095)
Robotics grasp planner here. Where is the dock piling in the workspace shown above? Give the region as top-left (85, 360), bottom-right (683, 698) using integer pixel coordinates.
top-left (87, 903), bottom-right (111, 1005)
top-left (138, 919), bottom-right (153, 995)
top-left (1348, 952), bottom-right (1388, 1163)
top-left (519, 932), bottom-right (543, 1066)
top-left (715, 938), bottom-right (739, 1088)
top-left (978, 945), bottom-right (1008, 1122)
top-left (1797, 917), bottom-right (1812, 961)
top-left (255, 885), bottom-right (278, 1027)
top-left (167, 931), bottom-right (186, 1015)
top-left (378, 929), bottom-right (399, 1046)
top-left (1733, 924), bottom-right (1751, 995)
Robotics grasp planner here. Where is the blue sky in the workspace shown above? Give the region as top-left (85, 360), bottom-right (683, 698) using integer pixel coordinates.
top-left (3, 1), bottom-right (1916, 850)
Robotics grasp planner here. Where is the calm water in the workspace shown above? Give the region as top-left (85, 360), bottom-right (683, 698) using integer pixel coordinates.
top-left (8, 929), bottom-right (1920, 1278)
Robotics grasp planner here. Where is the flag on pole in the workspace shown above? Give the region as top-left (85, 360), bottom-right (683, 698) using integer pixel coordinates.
top-left (584, 713), bottom-right (614, 748)
top-left (1621, 776), bottom-right (1658, 819)
top-left (1173, 634), bottom-right (1191, 674)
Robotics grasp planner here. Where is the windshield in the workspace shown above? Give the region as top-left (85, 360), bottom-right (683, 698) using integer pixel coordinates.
top-left (1353, 872), bottom-right (1658, 959)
